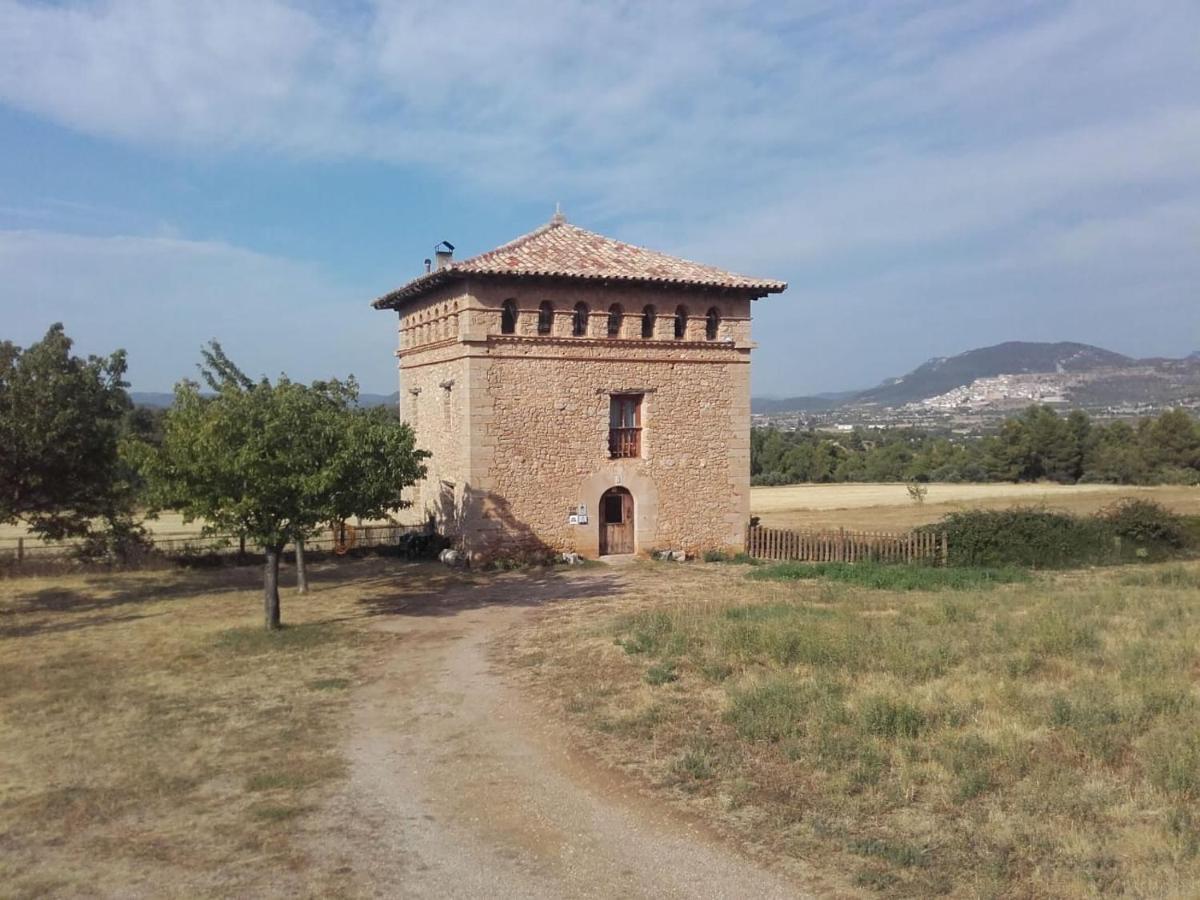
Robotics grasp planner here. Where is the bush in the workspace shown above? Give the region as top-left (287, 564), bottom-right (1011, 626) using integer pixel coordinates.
top-left (1096, 499), bottom-right (1191, 551)
top-left (703, 550), bottom-right (761, 565)
top-left (395, 531), bottom-right (452, 559)
top-left (73, 519), bottom-right (158, 566)
top-left (921, 508), bottom-right (1118, 568)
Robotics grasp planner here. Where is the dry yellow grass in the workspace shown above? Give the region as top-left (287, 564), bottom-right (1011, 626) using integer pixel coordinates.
top-left (0, 557), bottom-right (468, 899)
top-left (511, 558), bottom-right (1200, 898)
top-left (751, 482), bottom-right (1200, 531)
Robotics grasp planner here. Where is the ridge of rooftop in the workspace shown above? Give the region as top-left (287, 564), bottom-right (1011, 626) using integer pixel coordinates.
top-left (372, 214), bottom-right (787, 310)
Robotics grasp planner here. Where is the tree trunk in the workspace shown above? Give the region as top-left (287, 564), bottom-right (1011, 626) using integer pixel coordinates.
top-left (238, 533), bottom-right (246, 565)
top-left (264, 546), bottom-right (281, 630)
top-left (295, 536), bottom-right (308, 594)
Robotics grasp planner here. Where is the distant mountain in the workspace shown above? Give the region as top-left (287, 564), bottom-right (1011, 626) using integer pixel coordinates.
top-left (751, 391), bottom-right (860, 414)
top-left (854, 342), bottom-right (1134, 408)
top-left (130, 390), bottom-right (398, 409)
top-left (129, 392), bottom-right (177, 408)
top-left (752, 341), bottom-right (1200, 415)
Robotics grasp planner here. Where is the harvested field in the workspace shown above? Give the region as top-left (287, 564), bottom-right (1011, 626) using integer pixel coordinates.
top-left (751, 482), bottom-right (1199, 531)
top-left (0, 559), bottom-right (406, 898)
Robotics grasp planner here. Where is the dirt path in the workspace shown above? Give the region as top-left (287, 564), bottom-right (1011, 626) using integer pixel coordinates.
top-left (315, 569), bottom-right (811, 898)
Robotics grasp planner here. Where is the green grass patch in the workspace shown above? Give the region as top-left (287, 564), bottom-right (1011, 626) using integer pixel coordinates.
top-left (590, 560), bottom-right (1200, 895)
top-left (702, 550), bottom-right (762, 565)
top-left (747, 561), bottom-right (1029, 590)
top-left (644, 661), bottom-right (678, 685)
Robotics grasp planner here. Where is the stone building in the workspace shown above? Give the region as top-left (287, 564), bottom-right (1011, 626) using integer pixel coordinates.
top-left (373, 213), bottom-right (786, 558)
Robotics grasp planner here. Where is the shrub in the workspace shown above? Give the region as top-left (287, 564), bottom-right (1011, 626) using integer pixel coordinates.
top-left (73, 519), bottom-right (158, 566)
top-left (703, 550), bottom-right (761, 565)
top-left (1096, 499), bottom-right (1191, 551)
top-left (396, 531), bottom-right (452, 559)
top-left (920, 508), bottom-right (1117, 568)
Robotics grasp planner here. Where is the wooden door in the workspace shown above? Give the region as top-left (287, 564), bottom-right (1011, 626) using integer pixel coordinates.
top-left (599, 488), bottom-right (634, 555)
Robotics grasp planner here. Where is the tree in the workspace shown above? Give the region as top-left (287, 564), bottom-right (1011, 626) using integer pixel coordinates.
top-left (0, 324), bottom-right (132, 539)
top-left (139, 346), bottom-right (427, 628)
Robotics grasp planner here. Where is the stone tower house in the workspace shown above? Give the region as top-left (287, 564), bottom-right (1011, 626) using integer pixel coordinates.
top-left (373, 214), bottom-right (786, 559)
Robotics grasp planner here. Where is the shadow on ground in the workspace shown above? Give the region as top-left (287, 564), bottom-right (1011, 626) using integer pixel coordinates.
top-left (353, 565), bottom-right (625, 619)
top-left (0, 566), bottom-right (265, 639)
top-left (0, 557), bottom-right (628, 638)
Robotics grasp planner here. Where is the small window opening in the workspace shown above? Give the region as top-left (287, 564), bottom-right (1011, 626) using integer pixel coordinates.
top-left (538, 301), bottom-right (554, 334)
top-left (573, 302), bottom-right (589, 337)
top-left (641, 305), bottom-right (656, 339)
top-left (609, 393), bottom-right (643, 458)
top-left (674, 305), bottom-right (689, 339)
top-left (501, 299), bottom-right (518, 335)
top-left (603, 493), bottom-right (624, 523)
top-left (706, 307), bottom-right (720, 340)
top-left (607, 304), bottom-right (623, 337)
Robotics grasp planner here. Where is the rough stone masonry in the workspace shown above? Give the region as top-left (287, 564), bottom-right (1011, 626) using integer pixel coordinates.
top-left (373, 215), bottom-right (786, 560)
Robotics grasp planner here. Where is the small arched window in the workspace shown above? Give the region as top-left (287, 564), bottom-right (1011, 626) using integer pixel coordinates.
top-left (573, 302), bottom-right (589, 337)
top-left (641, 304), bottom-right (656, 338)
top-left (674, 305), bottom-right (689, 339)
top-left (501, 299), bottom-right (518, 335)
top-left (706, 307), bottom-right (720, 340)
top-left (607, 303), bottom-right (623, 337)
top-left (538, 301), bottom-right (554, 335)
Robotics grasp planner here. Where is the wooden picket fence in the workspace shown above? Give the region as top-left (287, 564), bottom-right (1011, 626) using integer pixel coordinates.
top-left (745, 525), bottom-right (948, 565)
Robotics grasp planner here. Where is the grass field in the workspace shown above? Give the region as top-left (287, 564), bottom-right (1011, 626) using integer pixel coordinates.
top-left (5, 529), bottom-right (1200, 896)
top-left (751, 482), bottom-right (1200, 531)
top-left (0, 557), bottom-right (466, 899)
top-left (513, 558), bottom-right (1200, 897)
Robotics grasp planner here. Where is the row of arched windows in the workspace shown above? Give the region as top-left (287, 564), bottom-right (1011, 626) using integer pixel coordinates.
top-left (501, 301), bottom-right (722, 340)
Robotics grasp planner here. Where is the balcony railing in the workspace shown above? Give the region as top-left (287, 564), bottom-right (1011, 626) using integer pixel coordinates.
top-left (609, 427), bottom-right (641, 459)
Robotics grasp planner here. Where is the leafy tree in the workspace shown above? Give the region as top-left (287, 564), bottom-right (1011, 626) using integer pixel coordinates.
top-left (751, 408), bottom-right (1200, 487)
top-left (139, 345), bottom-right (427, 628)
top-left (0, 324), bottom-right (132, 539)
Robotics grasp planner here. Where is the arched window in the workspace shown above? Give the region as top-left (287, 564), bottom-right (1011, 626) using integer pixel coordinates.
top-left (538, 301), bottom-right (554, 335)
top-left (641, 304), bottom-right (656, 339)
top-left (674, 305), bottom-right (689, 339)
top-left (705, 307), bottom-right (720, 340)
top-left (573, 302), bottom-right (589, 337)
top-left (501, 299), bottom-right (518, 334)
top-left (607, 303), bottom-right (623, 337)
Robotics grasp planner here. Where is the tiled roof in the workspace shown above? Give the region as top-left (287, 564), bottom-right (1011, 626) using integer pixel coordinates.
top-left (373, 216), bottom-right (786, 309)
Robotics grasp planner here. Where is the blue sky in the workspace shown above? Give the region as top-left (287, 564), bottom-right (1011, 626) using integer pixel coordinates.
top-left (2, 0), bottom-right (1198, 397)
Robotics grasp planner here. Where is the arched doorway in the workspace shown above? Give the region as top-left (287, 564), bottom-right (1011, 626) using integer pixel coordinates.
top-left (599, 487), bottom-right (634, 555)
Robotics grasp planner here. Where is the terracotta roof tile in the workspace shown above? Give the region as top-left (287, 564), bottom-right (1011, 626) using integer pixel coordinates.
top-left (373, 217), bottom-right (786, 309)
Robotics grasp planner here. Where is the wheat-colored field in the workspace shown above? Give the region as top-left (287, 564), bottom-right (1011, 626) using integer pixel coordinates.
top-left (751, 482), bottom-right (1200, 531)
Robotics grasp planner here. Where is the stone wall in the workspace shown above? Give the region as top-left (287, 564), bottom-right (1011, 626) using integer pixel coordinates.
top-left (395, 278), bottom-right (757, 557)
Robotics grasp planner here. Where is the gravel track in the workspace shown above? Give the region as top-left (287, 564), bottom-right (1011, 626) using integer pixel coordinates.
top-left (313, 571), bottom-right (812, 899)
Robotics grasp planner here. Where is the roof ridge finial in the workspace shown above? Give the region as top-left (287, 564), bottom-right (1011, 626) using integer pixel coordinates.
top-left (551, 201), bottom-right (566, 225)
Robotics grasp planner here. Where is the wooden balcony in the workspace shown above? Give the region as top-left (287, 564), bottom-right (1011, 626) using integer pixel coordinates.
top-left (608, 427), bottom-right (641, 459)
